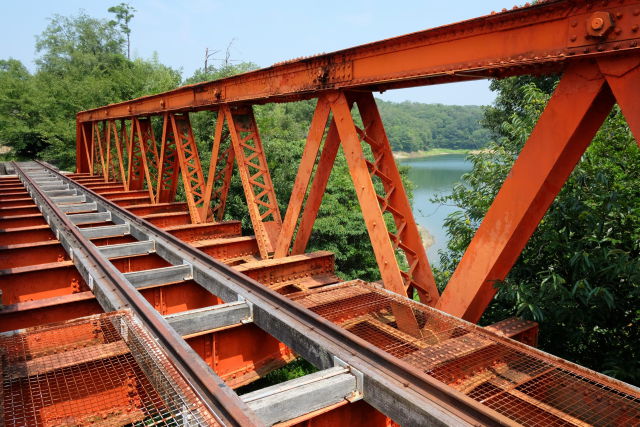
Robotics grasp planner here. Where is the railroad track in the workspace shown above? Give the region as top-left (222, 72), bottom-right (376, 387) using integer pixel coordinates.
top-left (1, 160), bottom-right (638, 426)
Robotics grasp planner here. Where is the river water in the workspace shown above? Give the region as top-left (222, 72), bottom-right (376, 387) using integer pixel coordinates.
top-left (398, 154), bottom-right (472, 266)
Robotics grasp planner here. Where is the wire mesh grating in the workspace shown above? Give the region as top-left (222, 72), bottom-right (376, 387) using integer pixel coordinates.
top-left (1, 311), bottom-right (219, 427)
top-left (292, 280), bottom-right (640, 426)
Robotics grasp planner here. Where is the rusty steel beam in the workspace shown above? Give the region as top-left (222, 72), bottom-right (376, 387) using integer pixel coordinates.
top-left (77, 1), bottom-right (640, 124)
top-left (0, 205), bottom-right (41, 217)
top-left (0, 240), bottom-right (68, 269)
top-left (0, 225), bottom-right (56, 245)
top-left (142, 210), bottom-right (192, 227)
top-left (0, 213), bottom-right (47, 229)
top-left (0, 292), bottom-right (101, 332)
top-left (436, 59), bottom-right (621, 322)
top-left (0, 197), bottom-right (35, 208)
top-left (223, 105), bottom-right (282, 256)
top-left (124, 201), bottom-right (188, 216)
top-left (192, 236), bottom-right (260, 263)
top-left (163, 221), bottom-right (242, 241)
top-left (0, 261), bottom-right (87, 305)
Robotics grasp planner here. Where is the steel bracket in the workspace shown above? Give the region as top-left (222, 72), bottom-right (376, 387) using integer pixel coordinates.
top-left (332, 355), bottom-right (364, 402)
top-left (237, 295), bottom-right (254, 324)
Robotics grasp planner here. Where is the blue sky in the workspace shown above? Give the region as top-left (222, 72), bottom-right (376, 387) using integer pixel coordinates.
top-left (0, 1), bottom-right (522, 105)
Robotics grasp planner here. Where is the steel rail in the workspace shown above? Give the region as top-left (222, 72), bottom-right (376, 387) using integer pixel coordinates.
top-left (77, 0), bottom-right (640, 122)
top-left (12, 161), bottom-right (263, 427)
top-left (36, 161), bottom-right (514, 426)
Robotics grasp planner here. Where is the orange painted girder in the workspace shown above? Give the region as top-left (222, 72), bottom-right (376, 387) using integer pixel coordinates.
top-left (143, 211), bottom-right (191, 228)
top-left (0, 205), bottom-right (39, 217)
top-left (0, 213), bottom-right (47, 229)
top-left (0, 225), bottom-right (56, 245)
top-left (0, 293), bottom-right (101, 332)
top-left (194, 236), bottom-right (260, 262)
top-left (76, 1), bottom-right (640, 124)
top-left (0, 241), bottom-right (68, 269)
top-left (111, 253), bottom-right (171, 273)
top-left (188, 324), bottom-right (295, 389)
top-left (0, 197), bottom-right (36, 208)
top-left (100, 189), bottom-right (148, 199)
top-left (436, 59), bottom-right (630, 322)
top-left (0, 261), bottom-right (87, 305)
top-left (165, 221), bottom-right (242, 242)
top-left (0, 191), bottom-right (29, 201)
top-left (110, 195), bottom-right (152, 206)
top-left (125, 202), bottom-right (188, 216)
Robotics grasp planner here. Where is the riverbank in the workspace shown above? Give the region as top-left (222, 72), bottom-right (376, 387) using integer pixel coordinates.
top-left (393, 148), bottom-right (491, 160)
top-left (393, 148), bottom-right (469, 160)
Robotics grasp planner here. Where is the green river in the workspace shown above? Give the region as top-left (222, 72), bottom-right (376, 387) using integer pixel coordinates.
top-left (399, 154), bottom-right (472, 266)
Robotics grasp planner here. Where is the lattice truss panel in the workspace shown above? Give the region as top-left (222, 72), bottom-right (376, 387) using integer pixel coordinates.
top-left (351, 93), bottom-right (437, 303)
top-left (225, 106), bottom-right (282, 257)
top-left (172, 114), bottom-right (208, 223)
top-left (156, 114), bottom-right (180, 204)
top-left (0, 312), bottom-right (218, 427)
top-left (292, 281), bottom-right (640, 426)
top-left (206, 113), bottom-right (234, 222)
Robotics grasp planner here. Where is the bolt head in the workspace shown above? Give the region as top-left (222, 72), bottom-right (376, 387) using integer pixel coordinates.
top-left (586, 12), bottom-right (614, 38)
top-left (591, 17), bottom-right (605, 30)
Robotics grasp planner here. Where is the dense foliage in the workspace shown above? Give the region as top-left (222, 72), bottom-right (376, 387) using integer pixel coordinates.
top-left (0, 11), bottom-right (489, 167)
top-left (437, 77), bottom-right (640, 385)
top-left (0, 11), bottom-right (180, 166)
top-left (377, 100), bottom-right (491, 152)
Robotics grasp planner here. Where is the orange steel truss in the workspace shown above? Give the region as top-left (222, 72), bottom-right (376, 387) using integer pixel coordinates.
top-left (224, 105), bottom-right (282, 256)
top-left (73, 1), bottom-right (640, 329)
top-left (72, 0), bottom-right (640, 322)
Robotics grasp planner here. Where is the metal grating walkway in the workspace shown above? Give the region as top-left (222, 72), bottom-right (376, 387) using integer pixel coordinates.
top-left (293, 280), bottom-right (640, 426)
top-left (1, 311), bottom-right (218, 426)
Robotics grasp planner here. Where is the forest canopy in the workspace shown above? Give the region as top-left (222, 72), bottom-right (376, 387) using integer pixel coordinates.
top-left (0, 10), bottom-right (488, 166)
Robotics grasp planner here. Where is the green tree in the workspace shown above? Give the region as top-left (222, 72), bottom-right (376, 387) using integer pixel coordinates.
top-left (108, 3), bottom-right (136, 59)
top-left (437, 79), bottom-right (640, 385)
top-left (376, 100), bottom-right (491, 152)
top-left (0, 11), bottom-right (180, 167)
top-left (0, 60), bottom-right (48, 159)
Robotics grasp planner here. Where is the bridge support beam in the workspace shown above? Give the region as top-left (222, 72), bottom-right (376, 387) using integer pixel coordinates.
top-left (436, 61), bottom-right (617, 322)
top-left (275, 91), bottom-right (439, 305)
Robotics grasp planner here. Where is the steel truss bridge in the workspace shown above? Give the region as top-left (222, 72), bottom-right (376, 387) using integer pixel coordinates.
top-left (1, 1), bottom-right (639, 425)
